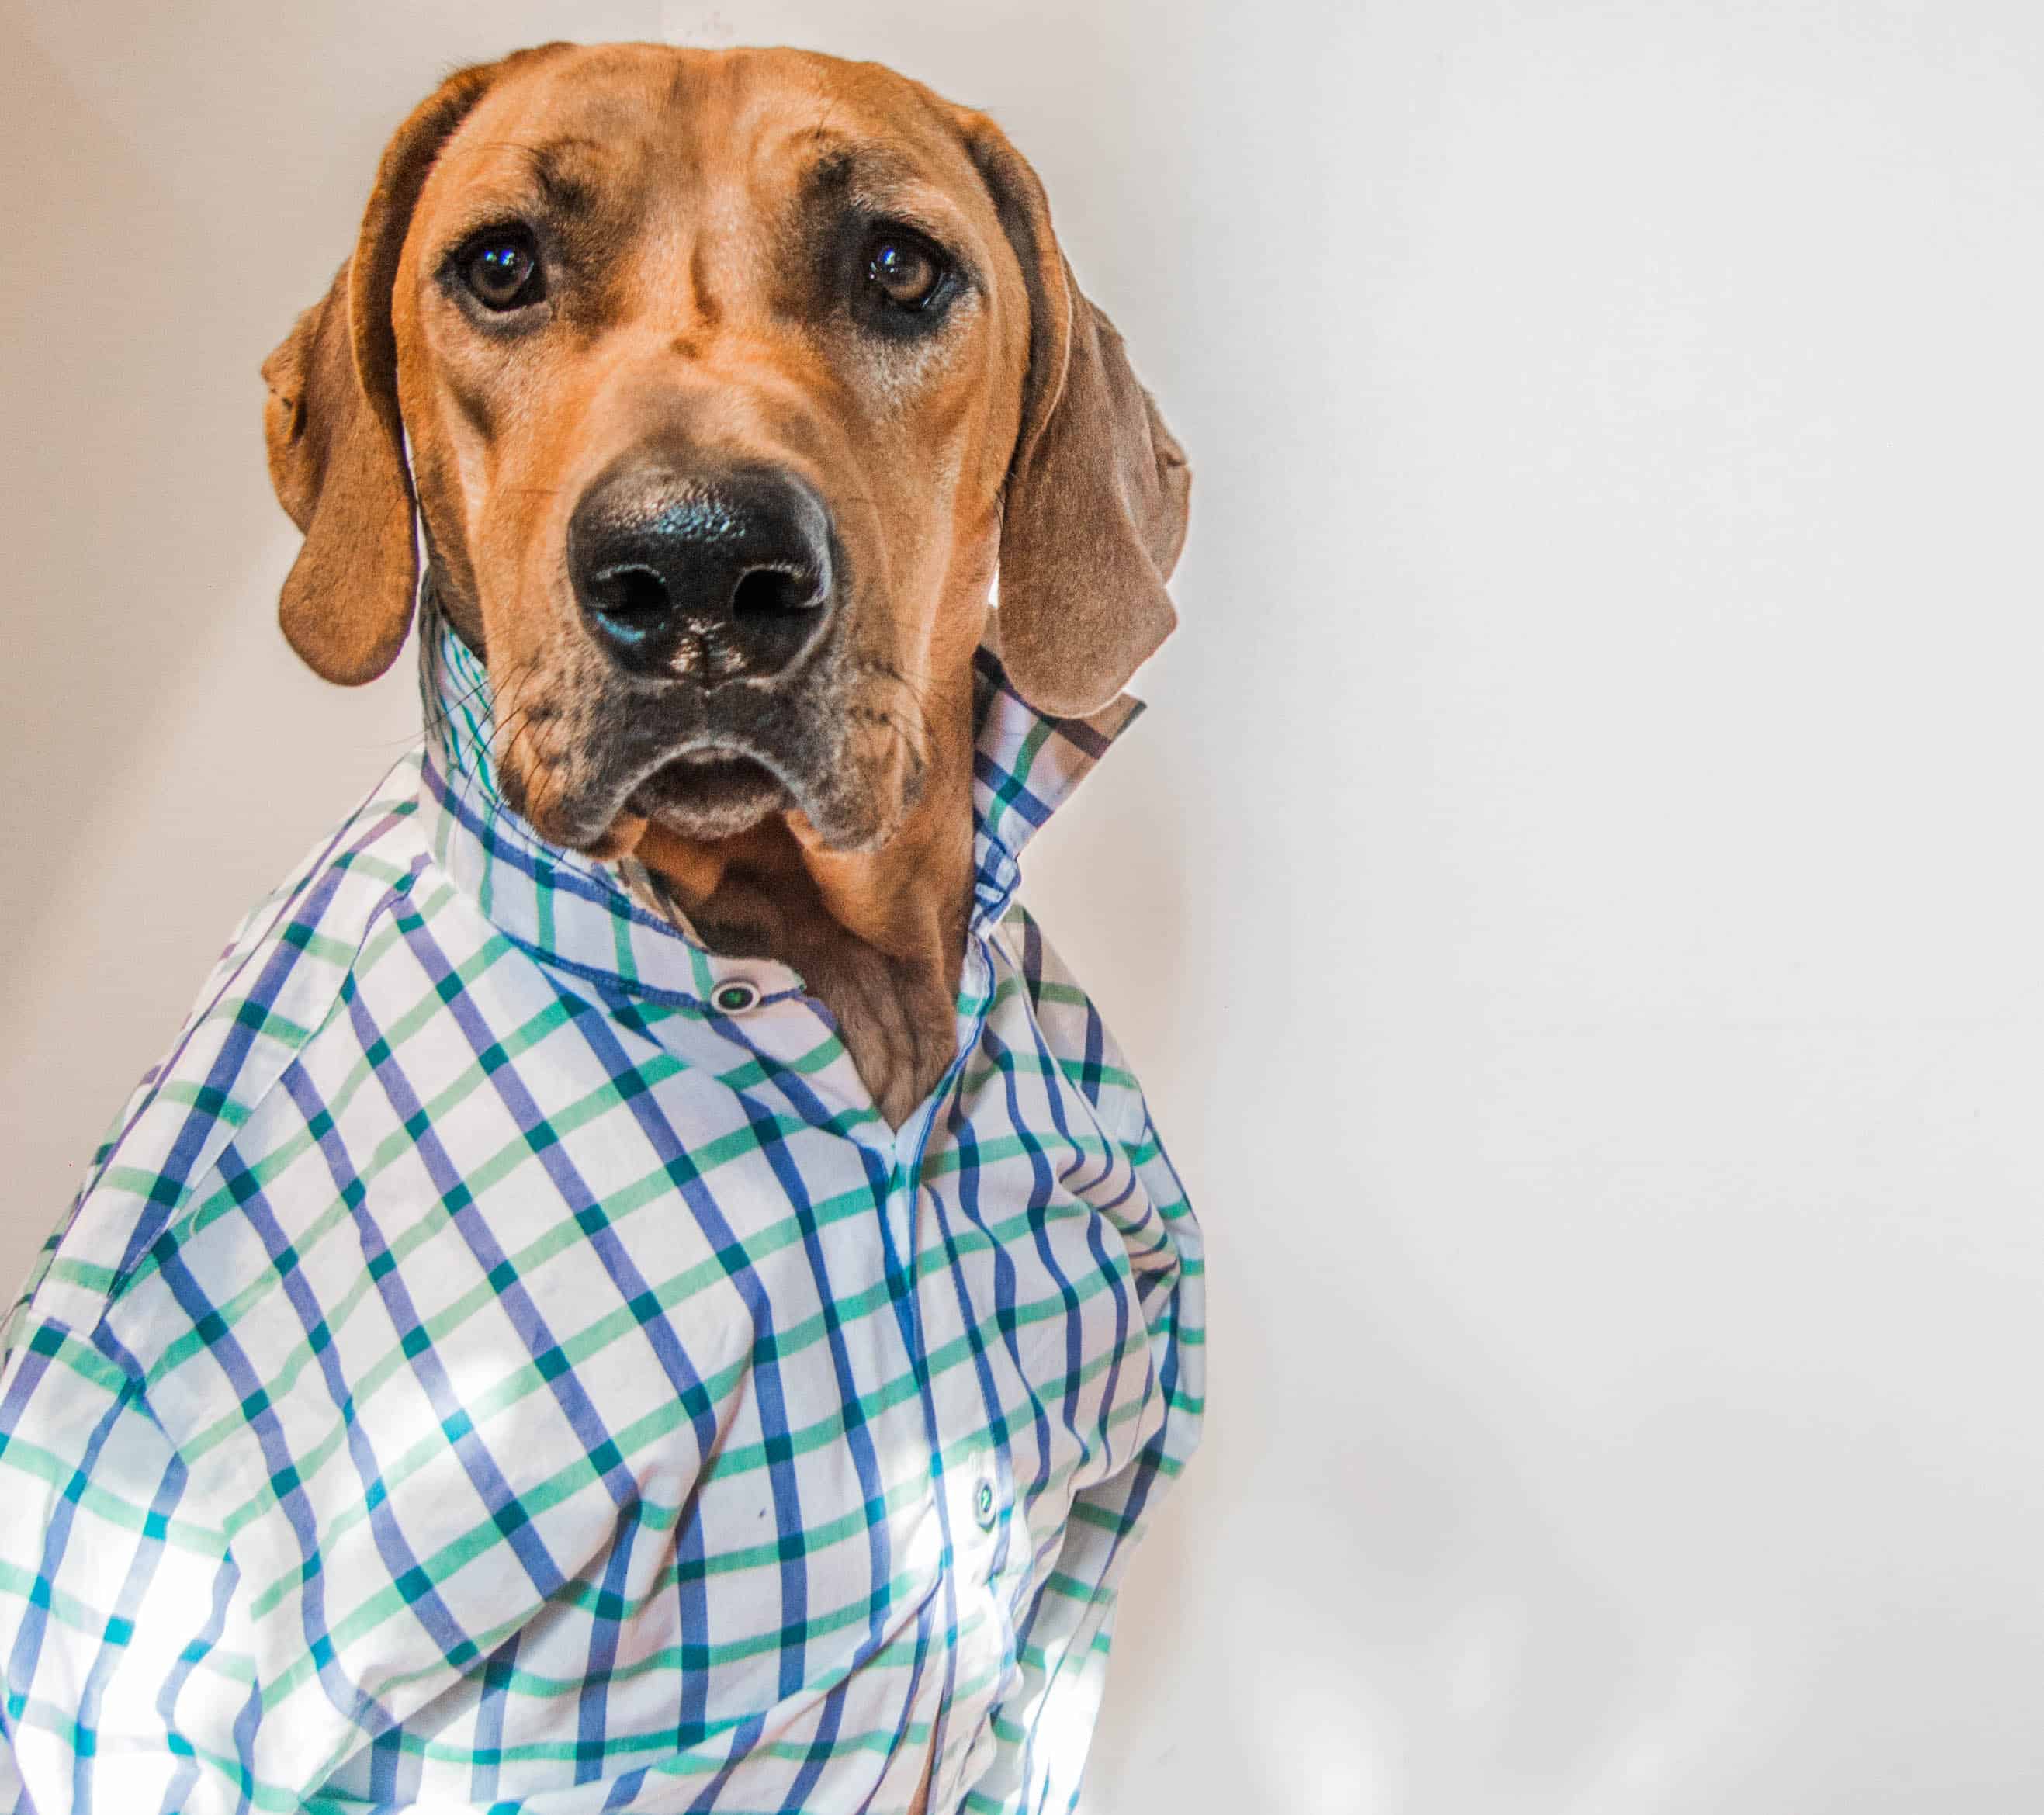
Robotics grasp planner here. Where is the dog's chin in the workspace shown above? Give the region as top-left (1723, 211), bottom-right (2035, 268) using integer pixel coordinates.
top-left (626, 751), bottom-right (794, 843)
top-left (621, 752), bottom-right (907, 853)
top-left (517, 716), bottom-right (913, 860)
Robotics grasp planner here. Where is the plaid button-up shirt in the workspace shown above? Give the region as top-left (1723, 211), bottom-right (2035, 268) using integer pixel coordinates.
top-left (0, 615), bottom-right (1204, 1815)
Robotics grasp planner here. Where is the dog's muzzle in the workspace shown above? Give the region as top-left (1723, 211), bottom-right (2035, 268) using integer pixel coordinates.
top-left (567, 460), bottom-right (836, 685)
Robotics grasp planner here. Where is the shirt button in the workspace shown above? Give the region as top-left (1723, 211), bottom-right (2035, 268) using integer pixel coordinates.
top-left (711, 979), bottom-right (761, 1014)
top-left (972, 1475), bottom-right (998, 1531)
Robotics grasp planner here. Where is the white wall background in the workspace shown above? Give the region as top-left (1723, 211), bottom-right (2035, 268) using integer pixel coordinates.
top-left (7, 2), bottom-right (2044, 1808)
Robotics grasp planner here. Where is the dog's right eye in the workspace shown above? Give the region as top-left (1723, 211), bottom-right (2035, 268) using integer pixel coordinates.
top-left (459, 232), bottom-right (544, 311)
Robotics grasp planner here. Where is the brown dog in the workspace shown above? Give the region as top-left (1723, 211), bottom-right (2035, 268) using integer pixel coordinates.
top-left (261, 40), bottom-right (1189, 1125)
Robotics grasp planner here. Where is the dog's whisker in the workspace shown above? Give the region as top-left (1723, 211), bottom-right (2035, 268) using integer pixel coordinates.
top-left (447, 652), bottom-right (541, 841)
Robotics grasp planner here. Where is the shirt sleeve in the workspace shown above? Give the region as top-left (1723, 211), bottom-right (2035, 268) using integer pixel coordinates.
top-left (965, 1101), bottom-right (1207, 1814)
top-left (0, 1321), bottom-right (259, 1815)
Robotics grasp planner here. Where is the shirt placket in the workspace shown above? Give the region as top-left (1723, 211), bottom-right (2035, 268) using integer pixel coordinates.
top-left (896, 933), bottom-right (1027, 1811)
top-left (709, 925), bottom-right (1009, 1802)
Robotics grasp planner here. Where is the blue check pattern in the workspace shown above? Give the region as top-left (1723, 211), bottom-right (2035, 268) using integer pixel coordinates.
top-left (0, 612), bottom-right (1204, 1814)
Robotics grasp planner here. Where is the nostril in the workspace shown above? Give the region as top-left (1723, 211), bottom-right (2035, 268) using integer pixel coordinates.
top-left (590, 564), bottom-right (670, 623)
top-left (730, 566), bottom-right (819, 620)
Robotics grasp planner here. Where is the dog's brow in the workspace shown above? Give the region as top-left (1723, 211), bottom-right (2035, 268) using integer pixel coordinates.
top-left (514, 138), bottom-right (605, 218)
top-left (801, 141), bottom-right (922, 212)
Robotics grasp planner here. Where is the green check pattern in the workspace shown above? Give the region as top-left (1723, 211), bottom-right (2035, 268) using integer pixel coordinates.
top-left (0, 613), bottom-right (1204, 1814)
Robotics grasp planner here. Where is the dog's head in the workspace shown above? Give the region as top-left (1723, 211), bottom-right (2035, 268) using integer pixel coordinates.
top-left (262, 42), bottom-right (1188, 861)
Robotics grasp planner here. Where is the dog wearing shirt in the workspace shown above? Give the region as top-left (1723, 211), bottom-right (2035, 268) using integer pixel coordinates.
top-left (0, 42), bottom-right (1202, 1815)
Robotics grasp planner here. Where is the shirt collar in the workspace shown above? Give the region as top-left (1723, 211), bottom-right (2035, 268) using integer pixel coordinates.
top-left (415, 601), bottom-right (1143, 998)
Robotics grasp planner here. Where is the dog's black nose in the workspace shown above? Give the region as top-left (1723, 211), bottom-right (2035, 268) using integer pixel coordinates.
top-left (568, 464), bottom-right (835, 682)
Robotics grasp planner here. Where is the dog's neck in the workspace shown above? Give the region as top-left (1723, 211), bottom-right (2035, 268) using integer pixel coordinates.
top-left (633, 663), bottom-right (980, 1127)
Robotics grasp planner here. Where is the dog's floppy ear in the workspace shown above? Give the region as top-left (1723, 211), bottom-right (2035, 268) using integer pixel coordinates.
top-left (260, 56), bottom-right (529, 683)
top-left (954, 112), bottom-right (1191, 717)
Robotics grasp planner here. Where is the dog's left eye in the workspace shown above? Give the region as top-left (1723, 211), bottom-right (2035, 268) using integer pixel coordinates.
top-left (864, 229), bottom-right (950, 313)
top-left (461, 233), bottom-right (544, 310)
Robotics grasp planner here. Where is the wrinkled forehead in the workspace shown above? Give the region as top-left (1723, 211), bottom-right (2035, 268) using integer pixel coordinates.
top-left (411, 44), bottom-right (1003, 282)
